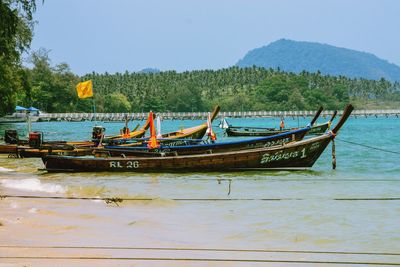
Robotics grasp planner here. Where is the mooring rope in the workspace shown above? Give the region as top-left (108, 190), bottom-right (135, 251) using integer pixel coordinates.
top-left (1, 195), bottom-right (400, 204)
top-left (1, 244), bottom-right (399, 256)
top-left (336, 138), bottom-right (400, 155)
top-left (0, 255), bottom-right (399, 265)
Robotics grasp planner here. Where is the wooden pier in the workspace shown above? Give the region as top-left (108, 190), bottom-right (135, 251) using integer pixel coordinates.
top-left (36, 109), bottom-right (400, 122)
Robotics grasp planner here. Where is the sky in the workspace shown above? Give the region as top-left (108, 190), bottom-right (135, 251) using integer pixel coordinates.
top-left (29, 0), bottom-right (400, 76)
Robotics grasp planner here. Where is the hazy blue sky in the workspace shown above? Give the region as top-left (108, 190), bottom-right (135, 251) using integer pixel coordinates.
top-left (29, 0), bottom-right (400, 75)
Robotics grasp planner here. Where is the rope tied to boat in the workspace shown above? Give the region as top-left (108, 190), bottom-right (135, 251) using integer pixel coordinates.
top-left (332, 138), bottom-right (336, 170)
top-left (104, 197), bottom-right (123, 206)
top-left (336, 138), bottom-right (400, 155)
top-left (326, 130), bottom-right (337, 169)
top-left (2, 194), bottom-right (400, 202)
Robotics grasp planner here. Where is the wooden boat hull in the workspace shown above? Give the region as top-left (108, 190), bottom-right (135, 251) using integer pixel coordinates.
top-left (105, 129), bottom-right (146, 141)
top-left (226, 122), bottom-right (329, 137)
top-left (18, 147), bottom-right (93, 158)
top-left (308, 122), bottom-right (330, 135)
top-left (101, 127), bottom-right (309, 157)
top-left (0, 144), bottom-right (20, 154)
top-left (160, 126), bottom-right (207, 145)
top-left (226, 127), bottom-right (288, 137)
top-left (0, 141), bottom-right (94, 157)
top-left (225, 108), bottom-right (334, 137)
top-left (42, 134), bottom-right (333, 172)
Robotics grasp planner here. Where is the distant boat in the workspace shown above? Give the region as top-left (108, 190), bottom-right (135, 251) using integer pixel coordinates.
top-left (225, 109), bottom-right (336, 137)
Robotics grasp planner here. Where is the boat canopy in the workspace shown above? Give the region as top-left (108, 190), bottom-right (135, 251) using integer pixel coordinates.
top-left (15, 105), bottom-right (27, 111)
top-left (28, 107), bottom-right (39, 111)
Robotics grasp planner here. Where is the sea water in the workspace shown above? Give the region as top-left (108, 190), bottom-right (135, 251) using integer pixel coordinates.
top-left (0, 116), bottom-right (399, 266)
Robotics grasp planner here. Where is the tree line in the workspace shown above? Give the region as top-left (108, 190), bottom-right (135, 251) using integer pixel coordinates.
top-left (21, 62), bottom-right (400, 113)
top-left (6, 53), bottom-right (400, 114)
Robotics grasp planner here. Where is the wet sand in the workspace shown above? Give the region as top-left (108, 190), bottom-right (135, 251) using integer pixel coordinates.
top-left (2, 181), bottom-right (400, 267)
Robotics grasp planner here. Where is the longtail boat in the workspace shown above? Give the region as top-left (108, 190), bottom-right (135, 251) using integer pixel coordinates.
top-left (0, 140), bottom-right (95, 155)
top-left (0, 112), bottom-right (155, 155)
top-left (98, 127), bottom-right (309, 157)
top-left (158, 105), bottom-right (220, 141)
top-left (307, 111), bottom-right (337, 135)
top-left (0, 113), bottom-right (155, 156)
top-left (225, 110), bottom-right (337, 137)
top-left (104, 113), bottom-right (153, 141)
top-left (96, 107), bottom-right (323, 157)
top-left (41, 104), bottom-right (353, 172)
top-left (116, 106), bottom-right (221, 147)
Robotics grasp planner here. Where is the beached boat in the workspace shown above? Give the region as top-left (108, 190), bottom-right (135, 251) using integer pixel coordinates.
top-left (0, 113), bottom-right (152, 156)
top-left (2, 106), bottom-right (220, 157)
top-left (225, 110), bottom-right (337, 137)
top-left (0, 139), bottom-right (95, 155)
top-left (96, 107), bottom-right (323, 157)
top-left (0, 127), bottom-right (95, 156)
top-left (41, 104), bottom-right (353, 172)
top-left (16, 110), bottom-right (311, 158)
top-left (98, 127), bottom-right (309, 157)
top-left (0, 144), bottom-right (21, 154)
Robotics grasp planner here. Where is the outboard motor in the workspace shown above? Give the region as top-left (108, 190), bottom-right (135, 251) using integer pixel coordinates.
top-left (4, 130), bottom-right (19, 144)
top-left (92, 126), bottom-right (105, 146)
top-left (28, 131), bottom-right (43, 148)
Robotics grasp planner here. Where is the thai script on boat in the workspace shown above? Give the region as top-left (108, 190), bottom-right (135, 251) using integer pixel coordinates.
top-left (260, 142), bottom-right (321, 164)
top-left (309, 142), bottom-right (321, 151)
top-left (163, 140), bottom-right (192, 147)
top-left (110, 160), bottom-right (140, 169)
top-left (246, 138), bottom-right (291, 150)
top-left (260, 148), bottom-right (306, 164)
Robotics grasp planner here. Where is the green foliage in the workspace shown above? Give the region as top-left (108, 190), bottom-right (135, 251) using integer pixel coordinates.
top-left (0, 0), bottom-right (36, 115)
top-left (78, 67), bottom-right (399, 112)
top-left (13, 62), bottom-right (400, 113)
top-left (27, 48), bottom-right (79, 112)
top-left (104, 92), bottom-right (131, 112)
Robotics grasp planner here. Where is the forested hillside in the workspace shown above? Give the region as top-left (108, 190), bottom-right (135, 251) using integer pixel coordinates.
top-left (237, 39), bottom-right (400, 82)
top-left (79, 67), bottom-right (399, 112)
top-left (10, 52), bottom-right (400, 114)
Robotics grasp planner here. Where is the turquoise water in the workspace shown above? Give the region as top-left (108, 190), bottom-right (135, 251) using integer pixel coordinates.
top-left (0, 116), bottom-right (400, 266)
top-left (1, 115), bottom-right (399, 176)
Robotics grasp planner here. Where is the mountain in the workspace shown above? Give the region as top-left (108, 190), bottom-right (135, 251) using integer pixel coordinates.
top-left (139, 68), bottom-right (161, 74)
top-left (236, 39), bottom-right (400, 81)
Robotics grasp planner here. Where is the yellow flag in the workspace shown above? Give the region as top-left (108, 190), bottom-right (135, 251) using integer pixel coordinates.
top-left (76, 80), bottom-right (93, 99)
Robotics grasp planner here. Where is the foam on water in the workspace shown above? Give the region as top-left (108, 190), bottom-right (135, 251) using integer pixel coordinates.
top-left (0, 166), bottom-right (14, 172)
top-left (0, 178), bottom-right (66, 193)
